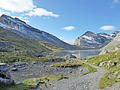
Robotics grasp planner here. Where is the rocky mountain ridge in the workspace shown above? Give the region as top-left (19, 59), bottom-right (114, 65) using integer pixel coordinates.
top-left (100, 32), bottom-right (120, 54)
top-left (74, 31), bottom-right (120, 49)
top-left (0, 14), bottom-right (74, 49)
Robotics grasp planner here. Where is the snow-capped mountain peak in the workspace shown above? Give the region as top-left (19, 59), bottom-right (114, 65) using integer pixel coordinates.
top-left (74, 31), bottom-right (119, 48)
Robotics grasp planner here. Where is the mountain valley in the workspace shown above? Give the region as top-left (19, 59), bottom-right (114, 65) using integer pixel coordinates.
top-left (0, 14), bottom-right (120, 90)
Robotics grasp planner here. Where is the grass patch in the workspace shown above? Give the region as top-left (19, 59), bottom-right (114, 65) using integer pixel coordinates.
top-left (1, 75), bottom-right (68, 90)
top-left (99, 74), bottom-right (116, 89)
top-left (0, 83), bottom-right (30, 90)
top-left (83, 64), bottom-right (97, 73)
top-left (52, 62), bottom-right (82, 67)
top-left (23, 75), bottom-right (68, 89)
top-left (52, 61), bottom-right (97, 74)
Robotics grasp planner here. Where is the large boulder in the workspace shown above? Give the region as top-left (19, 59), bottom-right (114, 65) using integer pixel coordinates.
top-left (99, 62), bottom-right (106, 66)
top-left (0, 63), bottom-right (14, 85)
top-left (14, 62), bottom-right (27, 67)
top-left (0, 78), bottom-right (14, 85)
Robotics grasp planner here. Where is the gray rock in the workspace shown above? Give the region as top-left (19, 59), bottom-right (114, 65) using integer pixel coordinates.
top-left (65, 54), bottom-right (77, 59)
top-left (0, 78), bottom-right (14, 85)
top-left (0, 63), bottom-right (6, 66)
top-left (108, 73), bottom-right (115, 79)
top-left (0, 63), bottom-right (14, 85)
top-left (111, 62), bottom-right (117, 66)
top-left (14, 62), bottom-right (27, 67)
top-left (117, 74), bottom-right (120, 79)
top-left (0, 63), bottom-right (9, 72)
top-left (99, 62), bottom-right (106, 66)
top-left (66, 60), bottom-right (76, 63)
top-left (100, 49), bottom-right (109, 55)
top-left (11, 68), bottom-right (18, 71)
top-left (108, 72), bottom-right (118, 79)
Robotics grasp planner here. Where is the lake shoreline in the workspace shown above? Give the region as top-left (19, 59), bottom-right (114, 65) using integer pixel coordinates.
top-left (51, 49), bottom-right (101, 59)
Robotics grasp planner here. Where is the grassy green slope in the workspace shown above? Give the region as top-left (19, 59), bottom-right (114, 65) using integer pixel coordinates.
top-left (0, 27), bottom-right (63, 63)
top-left (87, 49), bottom-right (120, 88)
top-left (88, 33), bottom-right (120, 88)
top-left (0, 27), bottom-right (61, 52)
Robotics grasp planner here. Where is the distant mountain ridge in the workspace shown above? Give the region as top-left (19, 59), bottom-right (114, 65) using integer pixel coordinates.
top-left (74, 31), bottom-right (120, 49)
top-left (0, 14), bottom-right (75, 49)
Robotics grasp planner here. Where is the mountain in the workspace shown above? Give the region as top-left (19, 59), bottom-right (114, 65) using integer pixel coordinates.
top-left (100, 32), bottom-right (120, 54)
top-left (0, 27), bottom-right (62, 52)
top-left (0, 14), bottom-right (74, 49)
top-left (74, 31), bottom-right (120, 49)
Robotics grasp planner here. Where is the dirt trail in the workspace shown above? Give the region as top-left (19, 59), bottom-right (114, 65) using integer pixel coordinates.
top-left (49, 63), bottom-right (107, 90)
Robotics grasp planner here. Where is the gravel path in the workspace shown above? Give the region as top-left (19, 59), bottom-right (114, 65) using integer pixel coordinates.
top-left (49, 63), bottom-right (107, 90)
top-left (103, 82), bottom-right (120, 90)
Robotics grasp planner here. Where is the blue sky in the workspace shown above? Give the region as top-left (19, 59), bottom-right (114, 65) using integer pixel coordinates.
top-left (0, 0), bottom-right (120, 44)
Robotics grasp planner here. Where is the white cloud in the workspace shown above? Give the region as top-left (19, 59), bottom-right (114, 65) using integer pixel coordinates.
top-left (63, 26), bottom-right (75, 30)
top-left (27, 8), bottom-right (59, 17)
top-left (0, 0), bottom-right (59, 18)
top-left (59, 37), bottom-right (74, 45)
top-left (100, 26), bottom-right (115, 30)
top-left (0, 0), bottom-right (35, 12)
top-left (113, 0), bottom-right (119, 3)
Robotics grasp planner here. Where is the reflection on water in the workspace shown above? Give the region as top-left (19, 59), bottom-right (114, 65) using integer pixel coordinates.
top-left (54, 50), bottom-right (101, 59)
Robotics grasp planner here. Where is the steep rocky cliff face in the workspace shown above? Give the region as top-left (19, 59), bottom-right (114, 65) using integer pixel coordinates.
top-left (0, 14), bottom-right (74, 49)
top-left (100, 32), bottom-right (120, 54)
top-left (74, 31), bottom-right (119, 49)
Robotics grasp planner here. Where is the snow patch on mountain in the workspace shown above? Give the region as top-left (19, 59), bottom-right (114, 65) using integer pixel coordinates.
top-left (74, 31), bottom-right (120, 48)
top-left (0, 14), bottom-right (75, 49)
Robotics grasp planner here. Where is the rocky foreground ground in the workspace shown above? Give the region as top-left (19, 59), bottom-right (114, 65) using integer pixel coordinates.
top-left (48, 63), bottom-right (107, 90)
top-left (9, 61), bottom-right (88, 84)
top-left (1, 54), bottom-right (120, 90)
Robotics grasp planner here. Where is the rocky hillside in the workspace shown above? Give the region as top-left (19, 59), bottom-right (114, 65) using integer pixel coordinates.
top-left (0, 14), bottom-right (74, 49)
top-left (74, 31), bottom-right (120, 49)
top-left (0, 27), bottom-right (61, 52)
top-left (100, 32), bottom-right (120, 54)
top-left (87, 47), bottom-right (120, 89)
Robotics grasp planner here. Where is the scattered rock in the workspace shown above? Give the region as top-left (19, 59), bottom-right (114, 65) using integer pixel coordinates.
top-left (65, 54), bottom-right (77, 59)
top-left (33, 78), bottom-right (38, 82)
top-left (0, 63), bottom-right (14, 85)
top-left (108, 73), bottom-right (115, 79)
top-left (100, 49), bottom-right (109, 55)
top-left (99, 62), bottom-right (106, 66)
top-left (32, 61), bottom-right (37, 64)
top-left (0, 78), bottom-right (14, 85)
top-left (111, 62), bottom-right (117, 66)
top-left (48, 58), bottom-right (65, 62)
top-left (14, 62), bottom-right (27, 67)
top-left (108, 72), bottom-right (118, 79)
top-left (66, 60), bottom-right (76, 63)
top-left (0, 63), bottom-right (6, 66)
top-left (85, 60), bottom-right (88, 62)
top-left (11, 68), bottom-right (18, 71)
top-left (117, 74), bottom-right (120, 79)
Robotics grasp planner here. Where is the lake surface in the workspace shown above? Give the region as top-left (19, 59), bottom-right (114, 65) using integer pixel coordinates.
top-left (54, 50), bottom-right (101, 59)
